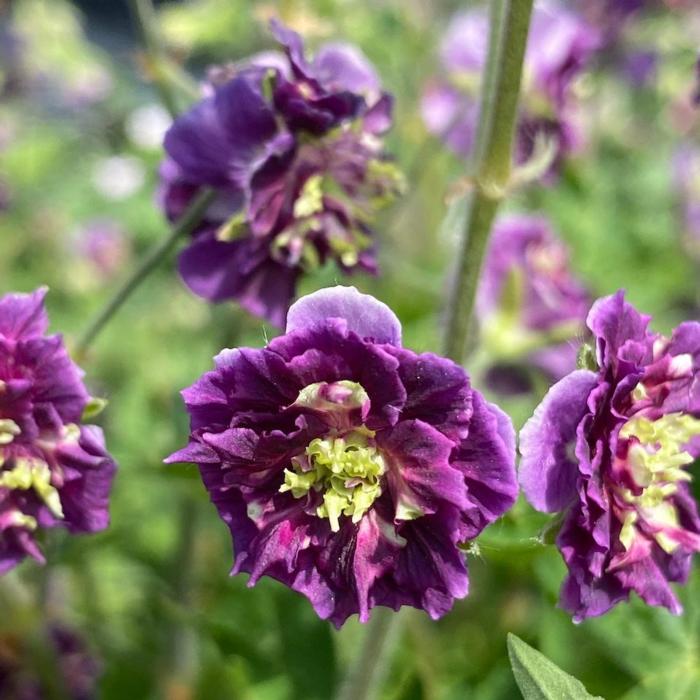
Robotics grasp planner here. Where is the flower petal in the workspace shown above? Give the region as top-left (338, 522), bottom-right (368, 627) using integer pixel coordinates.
top-left (519, 369), bottom-right (598, 512)
top-left (286, 286), bottom-right (402, 346)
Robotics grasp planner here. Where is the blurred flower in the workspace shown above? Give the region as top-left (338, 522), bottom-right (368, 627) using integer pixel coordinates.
top-left (167, 286), bottom-right (517, 627)
top-left (0, 288), bottom-right (116, 574)
top-left (69, 220), bottom-right (131, 286)
top-left (159, 20), bottom-right (403, 327)
top-left (5, 0), bottom-right (113, 108)
top-left (125, 104), bottom-right (172, 150)
top-left (421, 2), bottom-right (600, 181)
top-left (0, 624), bottom-right (101, 699)
top-left (92, 156), bottom-right (145, 201)
top-left (476, 215), bottom-right (590, 394)
top-left (574, 0), bottom-right (646, 43)
top-left (621, 50), bottom-right (657, 88)
top-left (520, 292), bottom-right (700, 621)
top-left (672, 144), bottom-right (700, 261)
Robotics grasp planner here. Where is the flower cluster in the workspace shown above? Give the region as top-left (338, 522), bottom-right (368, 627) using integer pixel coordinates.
top-left (520, 292), bottom-right (700, 620)
top-left (421, 2), bottom-right (600, 180)
top-left (160, 21), bottom-right (402, 327)
top-left (0, 289), bottom-right (116, 574)
top-left (476, 215), bottom-right (590, 394)
top-left (167, 286), bottom-right (517, 626)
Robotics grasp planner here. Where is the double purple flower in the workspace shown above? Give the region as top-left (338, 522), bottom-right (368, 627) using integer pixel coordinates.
top-left (168, 286), bottom-right (517, 626)
top-left (476, 215), bottom-right (590, 393)
top-left (0, 289), bottom-right (116, 574)
top-left (421, 2), bottom-right (600, 180)
top-left (520, 292), bottom-right (700, 621)
top-left (160, 21), bottom-right (401, 327)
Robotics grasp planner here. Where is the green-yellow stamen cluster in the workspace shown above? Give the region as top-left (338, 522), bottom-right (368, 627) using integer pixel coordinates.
top-left (280, 431), bottom-right (385, 532)
top-left (618, 412), bottom-right (700, 553)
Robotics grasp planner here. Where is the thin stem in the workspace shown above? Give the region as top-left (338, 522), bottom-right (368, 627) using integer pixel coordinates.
top-left (335, 608), bottom-right (402, 700)
top-left (129, 0), bottom-right (180, 118)
top-left (443, 0), bottom-right (534, 362)
top-left (75, 189), bottom-right (215, 357)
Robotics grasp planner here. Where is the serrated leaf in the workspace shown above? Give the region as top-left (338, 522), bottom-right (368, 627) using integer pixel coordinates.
top-left (507, 634), bottom-right (602, 700)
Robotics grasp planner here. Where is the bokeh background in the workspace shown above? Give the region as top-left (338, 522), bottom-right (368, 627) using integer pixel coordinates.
top-left (1, 0), bottom-right (699, 697)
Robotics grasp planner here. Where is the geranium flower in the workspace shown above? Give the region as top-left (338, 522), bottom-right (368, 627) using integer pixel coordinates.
top-left (159, 21), bottom-right (402, 327)
top-left (476, 215), bottom-right (590, 394)
top-left (520, 291), bottom-right (700, 620)
top-left (0, 288), bottom-right (116, 574)
top-left (167, 286), bottom-right (517, 626)
top-left (421, 2), bottom-right (600, 180)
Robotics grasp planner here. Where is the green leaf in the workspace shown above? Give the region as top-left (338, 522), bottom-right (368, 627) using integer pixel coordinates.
top-left (507, 634), bottom-right (602, 700)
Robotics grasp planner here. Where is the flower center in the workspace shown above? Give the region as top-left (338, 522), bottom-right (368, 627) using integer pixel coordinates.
top-left (616, 412), bottom-right (700, 553)
top-left (280, 430), bottom-right (385, 532)
top-left (0, 457), bottom-right (64, 519)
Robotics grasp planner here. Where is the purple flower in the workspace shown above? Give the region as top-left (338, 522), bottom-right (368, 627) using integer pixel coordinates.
top-left (0, 288), bottom-right (116, 574)
top-left (70, 219), bottom-right (131, 281)
top-left (160, 21), bottom-right (402, 327)
top-left (476, 215), bottom-right (590, 394)
top-left (672, 144), bottom-right (700, 262)
top-left (520, 291), bottom-right (700, 621)
top-left (421, 2), bottom-right (600, 180)
top-left (167, 286), bottom-right (517, 626)
top-left (0, 624), bottom-right (101, 700)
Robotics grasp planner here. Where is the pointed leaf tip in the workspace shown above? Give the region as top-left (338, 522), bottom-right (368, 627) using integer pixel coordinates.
top-left (507, 634), bottom-right (602, 700)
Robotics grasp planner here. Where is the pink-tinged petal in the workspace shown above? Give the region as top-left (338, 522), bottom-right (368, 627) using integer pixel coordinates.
top-left (286, 286), bottom-right (402, 346)
top-left (519, 370), bottom-right (598, 512)
top-left (378, 419), bottom-right (468, 518)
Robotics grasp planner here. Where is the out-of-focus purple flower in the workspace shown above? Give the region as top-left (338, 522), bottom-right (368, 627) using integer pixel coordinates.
top-left (159, 21), bottom-right (402, 327)
top-left (0, 288), bottom-right (116, 574)
top-left (0, 624), bottom-right (101, 700)
top-left (71, 220), bottom-right (131, 280)
top-left (672, 144), bottom-right (700, 262)
top-left (421, 2), bottom-right (600, 180)
top-left (520, 292), bottom-right (700, 621)
top-left (167, 286), bottom-right (517, 626)
top-left (621, 50), bottom-right (657, 88)
top-left (574, 0), bottom-right (646, 44)
top-left (693, 54), bottom-right (700, 106)
top-left (476, 215), bottom-right (590, 394)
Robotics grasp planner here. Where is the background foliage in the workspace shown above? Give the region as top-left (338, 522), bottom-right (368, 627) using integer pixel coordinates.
top-left (1, 0), bottom-right (699, 697)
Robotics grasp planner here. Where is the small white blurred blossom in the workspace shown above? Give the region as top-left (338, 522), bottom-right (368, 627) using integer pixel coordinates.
top-left (125, 104), bottom-right (172, 149)
top-left (92, 156), bottom-right (145, 200)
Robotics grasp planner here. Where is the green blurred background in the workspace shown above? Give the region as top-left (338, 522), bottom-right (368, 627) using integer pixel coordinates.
top-left (0, 0), bottom-right (699, 697)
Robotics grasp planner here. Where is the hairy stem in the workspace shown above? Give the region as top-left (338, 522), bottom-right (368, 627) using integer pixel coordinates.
top-left (75, 189), bottom-right (215, 357)
top-left (443, 0), bottom-right (534, 362)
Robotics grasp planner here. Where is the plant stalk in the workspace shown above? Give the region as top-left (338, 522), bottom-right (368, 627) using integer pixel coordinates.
top-left (75, 189), bottom-right (215, 357)
top-left (443, 0), bottom-right (534, 362)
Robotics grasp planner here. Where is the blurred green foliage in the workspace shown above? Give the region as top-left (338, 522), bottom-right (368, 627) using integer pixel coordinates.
top-left (0, 0), bottom-right (699, 698)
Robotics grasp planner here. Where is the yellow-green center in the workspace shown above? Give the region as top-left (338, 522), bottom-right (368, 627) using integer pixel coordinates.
top-left (617, 412), bottom-right (700, 553)
top-left (280, 430), bottom-right (385, 532)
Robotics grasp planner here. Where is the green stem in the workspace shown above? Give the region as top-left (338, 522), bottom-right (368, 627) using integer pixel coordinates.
top-left (443, 0), bottom-right (534, 362)
top-left (129, 0), bottom-right (180, 118)
top-left (335, 608), bottom-right (402, 700)
top-left (75, 189), bottom-right (215, 357)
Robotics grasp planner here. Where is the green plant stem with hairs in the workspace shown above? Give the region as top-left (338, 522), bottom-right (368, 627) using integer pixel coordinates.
top-left (334, 2), bottom-right (534, 699)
